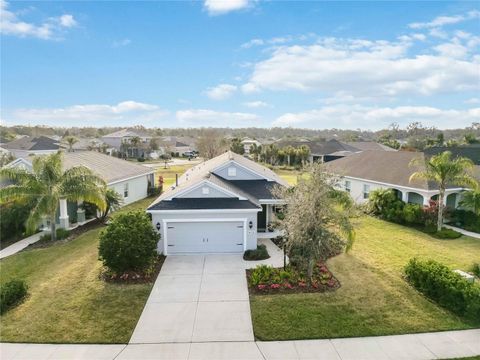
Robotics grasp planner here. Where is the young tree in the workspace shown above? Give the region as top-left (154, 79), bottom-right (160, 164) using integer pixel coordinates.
top-left (63, 136), bottom-right (78, 152)
top-left (99, 188), bottom-right (123, 222)
top-left (409, 151), bottom-right (477, 231)
top-left (273, 163), bottom-right (355, 280)
top-left (0, 152), bottom-right (106, 241)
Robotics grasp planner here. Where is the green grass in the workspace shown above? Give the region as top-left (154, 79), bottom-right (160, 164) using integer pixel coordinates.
top-left (274, 168), bottom-right (307, 186)
top-left (0, 197), bottom-right (156, 344)
top-left (250, 216), bottom-right (480, 341)
top-left (155, 164), bottom-right (195, 187)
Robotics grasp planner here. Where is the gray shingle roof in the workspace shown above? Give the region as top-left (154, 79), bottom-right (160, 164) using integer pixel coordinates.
top-left (62, 151), bottom-right (153, 184)
top-left (148, 197), bottom-right (260, 210)
top-left (325, 150), bottom-right (480, 191)
top-left (3, 136), bottom-right (62, 151)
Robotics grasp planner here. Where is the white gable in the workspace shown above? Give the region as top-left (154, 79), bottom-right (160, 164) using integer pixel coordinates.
top-left (168, 180), bottom-right (244, 200)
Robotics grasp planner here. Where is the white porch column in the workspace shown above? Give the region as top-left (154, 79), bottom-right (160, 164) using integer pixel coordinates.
top-left (77, 200), bottom-right (86, 224)
top-left (59, 198), bottom-right (69, 229)
top-left (422, 195), bottom-right (430, 206)
top-left (401, 191), bottom-right (409, 203)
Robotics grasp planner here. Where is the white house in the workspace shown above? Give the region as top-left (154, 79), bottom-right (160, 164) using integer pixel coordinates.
top-left (326, 151), bottom-right (480, 208)
top-left (241, 138), bottom-right (261, 155)
top-left (5, 151), bottom-right (155, 229)
top-left (147, 151), bottom-right (288, 255)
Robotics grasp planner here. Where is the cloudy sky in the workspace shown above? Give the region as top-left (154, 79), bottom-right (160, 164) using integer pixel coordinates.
top-left (1, 0), bottom-right (479, 130)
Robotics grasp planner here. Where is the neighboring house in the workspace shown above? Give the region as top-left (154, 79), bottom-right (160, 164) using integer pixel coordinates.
top-left (1, 136), bottom-right (63, 158)
top-left (275, 139), bottom-right (396, 163)
top-left (101, 128), bottom-right (154, 158)
top-left (4, 151), bottom-right (155, 229)
top-left (160, 136), bottom-right (197, 157)
top-left (241, 138), bottom-right (261, 154)
top-left (325, 151), bottom-right (480, 208)
top-left (147, 151), bottom-right (288, 255)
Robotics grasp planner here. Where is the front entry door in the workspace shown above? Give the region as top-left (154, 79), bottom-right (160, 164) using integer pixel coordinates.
top-left (257, 205), bottom-right (267, 232)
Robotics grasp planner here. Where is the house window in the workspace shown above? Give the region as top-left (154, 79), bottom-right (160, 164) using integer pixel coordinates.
top-left (202, 187), bottom-right (210, 195)
top-left (227, 167), bottom-right (237, 177)
top-left (363, 184), bottom-right (370, 199)
top-left (124, 183), bottom-right (129, 198)
top-left (345, 180), bottom-right (351, 193)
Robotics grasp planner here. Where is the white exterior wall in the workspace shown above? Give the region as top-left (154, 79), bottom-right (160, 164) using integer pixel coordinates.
top-left (108, 175), bottom-right (150, 205)
top-left (342, 176), bottom-right (465, 208)
top-left (149, 210), bottom-right (259, 254)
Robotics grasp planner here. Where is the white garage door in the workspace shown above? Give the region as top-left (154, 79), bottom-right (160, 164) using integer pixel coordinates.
top-left (166, 221), bottom-right (244, 254)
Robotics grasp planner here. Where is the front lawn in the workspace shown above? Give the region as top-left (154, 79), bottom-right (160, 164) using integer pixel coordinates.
top-left (155, 164), bottom-right (196, 187)
top-left (250, 216), bottom-right (480, 340)
top-left (0, 197), bottom-right (156, 343)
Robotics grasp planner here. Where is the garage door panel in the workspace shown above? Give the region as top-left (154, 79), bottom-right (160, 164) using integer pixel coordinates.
top-left (166, 221), bottom-right (244, 254)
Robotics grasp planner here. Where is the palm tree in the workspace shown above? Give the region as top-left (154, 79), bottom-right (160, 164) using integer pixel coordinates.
top-left (460, 189), bottom-right (480, 215)
top-left (129, 136), bottom-right (142, 158)
top-left (409, 151), bottom-right (477, 231)
top-left (0, 152), bottom-right (106, 241)
top-left (63, 136), bottom-right (79, 152)
top-left (99, 188), bottom-right (123, 222)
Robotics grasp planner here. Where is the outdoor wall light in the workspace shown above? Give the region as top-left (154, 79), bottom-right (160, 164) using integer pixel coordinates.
top-left (156, 222), bottom-right (161, 231)
top-left (248, 221), bottom-right (253, 229)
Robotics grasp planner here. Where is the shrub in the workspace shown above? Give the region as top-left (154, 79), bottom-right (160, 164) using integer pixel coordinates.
top-left (0, 280), bottom-right (28, 314)
top-left (404, 258), bottom-right (480, 320)
top-left (243, 244), bottom-right (270, 261)
top-left (402, 204), bottom-right (424, 225)
top-left (0, 201), bottom-right (35, 241)
top-left (431, 227), bottom-right (462, 239)
top-left (368, 189), bottom-right (404, 222)
top-left (449, 209), bottom-right (480, 233)
top-left (137, 157), bottom-right (145, 162)
top-left (98, 211), bottom-right (159, 274)
top-left (39, 228), bottom-right (71, 242)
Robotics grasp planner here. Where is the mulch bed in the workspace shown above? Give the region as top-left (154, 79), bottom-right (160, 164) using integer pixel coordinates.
top-left (246, 263), bottom-right (341, 295)
top-left (100, 255), bottom-right (166, 284)
top-left (25, 218), bottom-right (105, 251)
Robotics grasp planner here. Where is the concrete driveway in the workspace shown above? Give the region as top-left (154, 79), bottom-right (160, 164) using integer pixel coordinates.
top-left (130, 254), bottom-right (254, 344)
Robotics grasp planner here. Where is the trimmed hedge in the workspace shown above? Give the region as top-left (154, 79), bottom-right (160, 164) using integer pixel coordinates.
top-left (404, 258), bottom-right (480, 321)
top-left (244, 244), bottom-right (270, 261)
top-left (98, 211), bottom-right (159, 274)
top-left (39, 228), bottom-right (71, 242)
top-left (431, 228), bottom-right (462, 240)
top-left (0, 280), bottom-right (28, 314)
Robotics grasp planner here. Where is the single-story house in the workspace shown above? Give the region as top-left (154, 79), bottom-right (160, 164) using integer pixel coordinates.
top-left (325, 150), bottom-right (480, 208)
top-left (1, 136), bottom-right (63, 158)
top-left (147, 151), bottom-right (288, 255)
top-left (4, 151), bottom-right (155, 229)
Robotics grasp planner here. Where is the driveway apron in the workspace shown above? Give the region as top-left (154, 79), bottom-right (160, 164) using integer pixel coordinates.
top-left (129, 254), bottom-right (253, 344)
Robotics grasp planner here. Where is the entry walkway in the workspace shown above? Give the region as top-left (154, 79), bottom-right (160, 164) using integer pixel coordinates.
top-left (1, 329), bottom-right (479, 359)
top-left (444, 224), bottom-right (480, 239)
top-left (0, 232), bottom-right (44, 260)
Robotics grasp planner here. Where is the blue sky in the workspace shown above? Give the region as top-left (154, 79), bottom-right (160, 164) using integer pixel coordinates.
top-left (1, 0), bottom-right (479, 130)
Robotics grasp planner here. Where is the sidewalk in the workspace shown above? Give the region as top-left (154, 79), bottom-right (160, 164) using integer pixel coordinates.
top-left (0, 232), bottom-right (44, 260)
top-left (1, 329), bottom-right (479, 359)
top-left (444, 224), bottom-right (480, 239)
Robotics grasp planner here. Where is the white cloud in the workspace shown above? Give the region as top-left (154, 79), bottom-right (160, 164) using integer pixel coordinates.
top-left (465, 98), bottom-right (480, 104)
top-left (241, 38), bottom-right (264, 49)
top-left (243, 101), bottom-right (270, 108)
top-left (205, 83), bottom-right (237, 100)
top-left (176, 109), bottom-right (259, 127)
top-left (0, 0), bottom-right (77, 40)
top-left (112, 38), bottom-right (131, 48)
top-left (204, 0), bottom-right (251, 15)
top-left (408, 10), bottom-right (480, 29)
top-left (273, 105), bottom-right (480, 130)
top-left (9, 101), bottom-right (167, 125)
top-left (241, 38), bottom-right (479, 97)
top-left (434, 42), bottom-right (468, 58)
